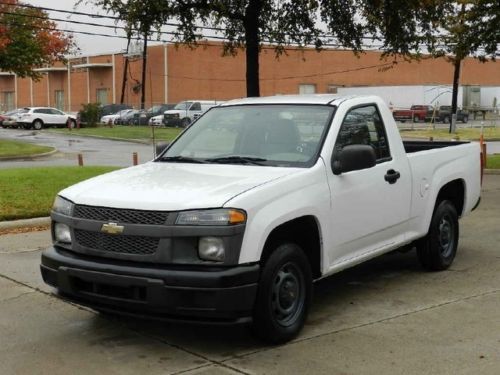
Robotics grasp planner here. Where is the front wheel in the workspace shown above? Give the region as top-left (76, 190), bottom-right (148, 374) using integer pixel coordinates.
top-left (181, 117), bottom-right (191, 128)
top-left (416, 200), bottom-right (459, 271)
top-left (462, 116), bottom-right (468, 123)
top-left (252, 243), bottom-right (312, 344)
top-left (32, 120), bottom-right (43, 130)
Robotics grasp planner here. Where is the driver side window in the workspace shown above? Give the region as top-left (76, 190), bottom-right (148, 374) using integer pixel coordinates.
top-left (334, 105), bottom-right (391, 161)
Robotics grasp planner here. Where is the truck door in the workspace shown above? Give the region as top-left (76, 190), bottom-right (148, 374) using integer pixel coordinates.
top-left (326, 104), bottom-right (411, 266)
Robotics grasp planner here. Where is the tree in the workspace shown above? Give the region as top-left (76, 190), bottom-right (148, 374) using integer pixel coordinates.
top-left (0, 0), bottom-right (73, 78)
top-left (364, 0), bottom-right (499, 132)
top-left (173, 0), bottom-right (367, 97)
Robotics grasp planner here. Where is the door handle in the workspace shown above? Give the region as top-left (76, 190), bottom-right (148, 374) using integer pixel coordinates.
top-left (384, 169), bottom-right (400, 184)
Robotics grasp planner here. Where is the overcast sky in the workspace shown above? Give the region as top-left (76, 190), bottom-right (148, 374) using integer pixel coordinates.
top-left (25, 0), bottom-right (134, 55)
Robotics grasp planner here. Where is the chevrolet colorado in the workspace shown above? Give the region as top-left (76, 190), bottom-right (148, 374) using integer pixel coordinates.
top-left (41, 95), bottom-right (481, 343)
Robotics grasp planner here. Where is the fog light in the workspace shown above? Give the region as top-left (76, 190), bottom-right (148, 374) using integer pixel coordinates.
top-left (54, 223), bottom-right (72, 244)
top-left (198, 237), bottom-right (225, 261)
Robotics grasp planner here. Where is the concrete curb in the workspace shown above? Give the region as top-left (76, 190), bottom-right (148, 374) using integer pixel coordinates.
top-left (484, 169), bottom-right (500, 175)
top-left (0, 148), bottom-right (57, 161)
top-left (0, 217), bottom-right (51, 231)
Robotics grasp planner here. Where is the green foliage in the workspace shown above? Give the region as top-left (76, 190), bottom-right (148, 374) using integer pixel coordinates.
top-left (0, 1), bottom-right (73, 78)
top-left (79, 103), bottom-right (101, 127)
top-left (0, 140), bottom-right (54, 158)
top-left (0, 166), bottom-right (118, 220)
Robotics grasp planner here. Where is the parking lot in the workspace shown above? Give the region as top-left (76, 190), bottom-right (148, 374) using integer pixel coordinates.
top-left (0, 175), bottom-right (499, 374)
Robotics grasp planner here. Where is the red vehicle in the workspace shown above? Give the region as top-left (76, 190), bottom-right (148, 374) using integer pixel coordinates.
top-left (393, 105), bottom-right (434, 123)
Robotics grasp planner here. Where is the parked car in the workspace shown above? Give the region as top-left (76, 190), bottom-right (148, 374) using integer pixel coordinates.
top-left (16, 107), bottom-right (76, 130)
top-left (392, 105), bottom-right (434, 123)
top-left (41, 95), bottom-right (481, 344)
top-left (0, 109), bottom-right (23, 128)
top-left (121, 109), bottom-right (140, 125)
top-left (435, 106), bottom-right (469, 123)
top-left (148, 114), bottom-right (164, 126)
top-left (100, 109), bottom-right (134, 125)
top-left (163, 100), bottom-right (224, 127)
top-left (100, 104), bottom-right (133, 117)
top-left (132, 104), bottom-right (176, 125)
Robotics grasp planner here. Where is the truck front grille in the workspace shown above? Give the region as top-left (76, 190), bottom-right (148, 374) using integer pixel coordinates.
top-left (73, 205), bottom-right (169, 225)
top-left (74, 229), bottom-right (159, 255)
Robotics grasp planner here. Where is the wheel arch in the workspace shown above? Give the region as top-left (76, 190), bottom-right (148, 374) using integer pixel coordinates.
top-left (435, 178), bottom-right (465, 217)
top-left (260, 215), bottom-right (322, 279)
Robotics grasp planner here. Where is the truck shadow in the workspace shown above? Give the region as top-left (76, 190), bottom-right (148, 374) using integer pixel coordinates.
top-left (97, 249), bottom-right (423, 358)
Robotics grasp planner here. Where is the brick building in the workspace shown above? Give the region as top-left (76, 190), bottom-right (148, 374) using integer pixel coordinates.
top-left (1, 42), bottom-right (499, 113)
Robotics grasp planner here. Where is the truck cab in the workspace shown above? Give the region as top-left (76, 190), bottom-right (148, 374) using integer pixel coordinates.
top-left (41, 95), bottom-right (481, 343)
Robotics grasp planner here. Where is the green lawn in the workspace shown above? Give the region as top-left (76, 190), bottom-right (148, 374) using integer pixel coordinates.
top-left (0, 166), bottom-right (118, 221)
top-left (0, 139), bottom-right (54, 158)
top-left (486, 154), bottom-right (500, 169)
top-left (400, 127), bottom-right (500, 141)
top-left (49, 126), bottom-right (182, 143)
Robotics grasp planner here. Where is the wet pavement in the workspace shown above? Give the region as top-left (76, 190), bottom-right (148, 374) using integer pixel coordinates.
top-left (0, 128), bottom-right (155, 169)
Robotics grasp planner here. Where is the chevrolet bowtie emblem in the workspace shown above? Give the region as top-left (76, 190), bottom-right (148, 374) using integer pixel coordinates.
top-left (101, 222), bottom-right (124, 235)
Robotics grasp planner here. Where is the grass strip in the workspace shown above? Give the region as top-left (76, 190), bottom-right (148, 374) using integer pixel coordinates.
top-left (49, 126), bottom-right (182, 143)
top-left (0, 166), bottom-right (118, 221)
top-left (0, 139), bottom-right (54, 158)
top-left (486, 154), bottom-right (500, 169)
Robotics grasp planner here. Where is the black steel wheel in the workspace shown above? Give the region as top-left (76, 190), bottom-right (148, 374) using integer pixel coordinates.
top-left (417, 200), bottom-right (459, 271)
top-left (252, 243), bottom-right (312, 344)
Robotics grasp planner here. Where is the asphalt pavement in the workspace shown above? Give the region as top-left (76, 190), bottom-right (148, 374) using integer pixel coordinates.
top-left (0, 128), bottom-right (155, 169)
top-left (0, 175), bottom-right (499, 374)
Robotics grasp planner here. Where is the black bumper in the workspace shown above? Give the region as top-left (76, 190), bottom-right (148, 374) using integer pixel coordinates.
top-left (41, 247), bottom-right (259, 323)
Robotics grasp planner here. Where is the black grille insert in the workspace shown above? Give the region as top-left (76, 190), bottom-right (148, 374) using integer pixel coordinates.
top-left (73, 205), bottom-right (169, 225)
top-left (75, 229), bottom-right (158, 255)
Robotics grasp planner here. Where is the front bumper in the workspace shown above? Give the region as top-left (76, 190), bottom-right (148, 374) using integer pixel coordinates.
top-left (41, 246), bottom-right (259, 323)
top-left (163, 117), bottom-right (182, 127)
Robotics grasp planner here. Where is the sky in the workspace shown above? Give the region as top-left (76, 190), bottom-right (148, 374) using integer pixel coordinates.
top-left (25, 0), bottom-right (134, 55)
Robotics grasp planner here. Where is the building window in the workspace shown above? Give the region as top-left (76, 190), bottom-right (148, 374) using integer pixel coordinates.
top-left (2, 92), bottom-right (15, 111)
top-left (96, 88), bottom-right (108, 105)
top-left (298, 84), bottom-right (316, 95)
top-left (55, 90), bottom-right (65, 111)
top-left (327, 85), bottom-right (338, 94)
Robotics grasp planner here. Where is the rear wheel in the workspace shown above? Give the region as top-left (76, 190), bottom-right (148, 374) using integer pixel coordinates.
top-left (252, 243), bottom-right (312, 344)
top-left (416, 200), bottom-right (458, 271)
top-left (32, 119), bottom-right (43, 130)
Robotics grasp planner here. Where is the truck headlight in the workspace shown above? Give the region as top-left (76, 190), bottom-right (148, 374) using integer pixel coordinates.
top-left (52, 196), bottom-right (74, 216)
top-left (54, 223), bottom-right (72, 244)
top-left (176, 209), bottom-right (246, 226)
top-left (198, 237), bottom-right (225, 261)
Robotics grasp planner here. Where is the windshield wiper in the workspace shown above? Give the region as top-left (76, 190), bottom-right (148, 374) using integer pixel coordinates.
top-left (205, 156), bottom-right (268, 165)
top-left (156, 155), bottom-right (206, 164)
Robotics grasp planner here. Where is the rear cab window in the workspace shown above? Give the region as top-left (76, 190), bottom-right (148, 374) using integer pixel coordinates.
top-left (334, 104), bottom-right (391, 163)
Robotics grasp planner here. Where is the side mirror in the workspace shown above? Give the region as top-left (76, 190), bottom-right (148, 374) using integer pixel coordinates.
top-left (332, 145), bottom-right (377, 175)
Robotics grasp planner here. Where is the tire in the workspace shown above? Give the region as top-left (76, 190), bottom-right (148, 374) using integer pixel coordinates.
top-left (252, 243), bottom-right (312, 344)
top-left (32, 119), bottom-right (43, 130)
top-left (413, 115), bottom-right (420, 123)
top-left (462, 116), bottom-right (468, 123)
top-left (443, 116), bottom-right (450, 124)
top-left (181, 117), bottom-right (191, 128)
top-left (416, 200), bottom-right (459, 271)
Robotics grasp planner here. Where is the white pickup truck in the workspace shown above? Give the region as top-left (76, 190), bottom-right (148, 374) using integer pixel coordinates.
top-left (41, 95), bottom-right (482, 343)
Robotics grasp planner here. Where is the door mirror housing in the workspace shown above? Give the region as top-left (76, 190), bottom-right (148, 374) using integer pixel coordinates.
top-left (332, 145), bottom-right (377, 175)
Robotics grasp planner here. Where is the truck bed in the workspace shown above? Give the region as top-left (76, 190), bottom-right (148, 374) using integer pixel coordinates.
top-left (403, 140), bottom-right (469, 154)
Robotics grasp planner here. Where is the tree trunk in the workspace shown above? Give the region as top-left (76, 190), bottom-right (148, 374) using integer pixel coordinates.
top-left (450, 58), bottom-right (461, 133)
top-left (243, 0), bottom-right (261, 97)
top-left (140, 31), bottom-right (148, 110)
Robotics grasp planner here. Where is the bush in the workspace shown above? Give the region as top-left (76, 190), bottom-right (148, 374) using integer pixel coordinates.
top-left (79, 103), bottom-right (101, 127)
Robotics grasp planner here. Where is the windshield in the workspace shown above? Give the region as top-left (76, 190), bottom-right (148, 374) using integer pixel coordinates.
top-left (160, 104), bottom-right (335, 167)
top-left (174, 101), bottom-right (192, 110)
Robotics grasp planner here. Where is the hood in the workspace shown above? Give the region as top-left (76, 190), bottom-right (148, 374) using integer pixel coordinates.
top-left (59, 162), bottom-right (298, 211)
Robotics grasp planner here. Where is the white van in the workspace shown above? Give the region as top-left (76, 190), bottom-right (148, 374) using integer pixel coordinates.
top-left (163, 100), bottom-right (224, 127)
